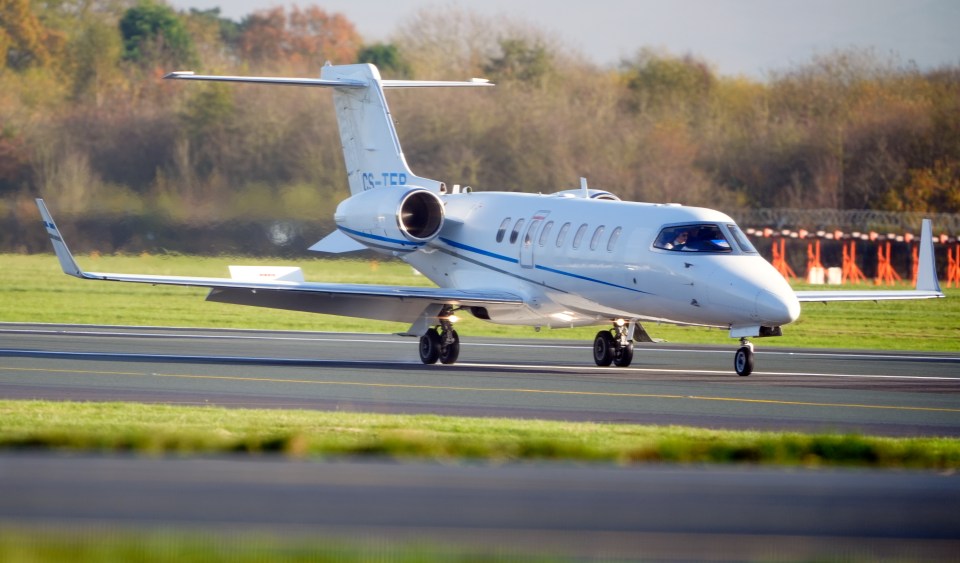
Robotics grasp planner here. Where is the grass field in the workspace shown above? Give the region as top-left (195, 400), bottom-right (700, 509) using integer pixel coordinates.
top-left (3, 400), bottom-right (958, 469)
top-left (1, 253), bottom-right (958, 350)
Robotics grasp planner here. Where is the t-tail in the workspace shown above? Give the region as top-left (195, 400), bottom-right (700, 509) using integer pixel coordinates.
top-left (322, 64), bottom-right (435, 194)
top-left (165, 64), bottom-right (490, 196)
top-left (165, 64), bottom-right (491, 254)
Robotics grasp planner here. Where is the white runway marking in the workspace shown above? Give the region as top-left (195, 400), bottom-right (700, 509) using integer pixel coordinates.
top-left (3, 326), bottom-right (959, 363)
top-left (2, 350), bottom-right (958, 382)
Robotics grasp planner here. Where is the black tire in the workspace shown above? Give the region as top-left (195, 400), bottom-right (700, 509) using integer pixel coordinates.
top-left (419, 328), bottom-right (441, 364)
top-left (734, 346), bottom-right (754, 376)
top-left (613, 342), bottom-right (634, 367)
top-left (439, 329), bottom-right (460, 365)
top-left (593, 331), bottom-right (615, 366)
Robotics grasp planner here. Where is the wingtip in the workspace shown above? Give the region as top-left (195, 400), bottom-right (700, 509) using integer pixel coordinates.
top-left (163, 71), bottom-right (196, 80)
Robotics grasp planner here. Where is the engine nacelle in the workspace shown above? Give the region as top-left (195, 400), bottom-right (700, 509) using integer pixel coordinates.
top-left (334, 187), bottom-right (445, 254)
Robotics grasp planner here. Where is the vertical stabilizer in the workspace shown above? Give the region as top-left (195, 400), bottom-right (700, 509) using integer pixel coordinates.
top-left (322, 64), bottom-right (444, 195)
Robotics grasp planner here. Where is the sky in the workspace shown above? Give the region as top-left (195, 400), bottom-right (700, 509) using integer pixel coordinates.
top-left (168, 0), bottom-right (960, 78)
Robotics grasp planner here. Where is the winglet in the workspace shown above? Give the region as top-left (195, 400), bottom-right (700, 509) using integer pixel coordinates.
top-left (35, 199), bottom-right (85, 278)
top-left (916, 218), bottom-right (942, 294)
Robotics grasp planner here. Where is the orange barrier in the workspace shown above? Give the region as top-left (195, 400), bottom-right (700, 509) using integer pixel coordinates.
top-left (842, 240), bottom-right (867, 284)
top-left (948, 244), bottom-right (960, 288)
top-left (747, 225), bottom-right (954, 286)
top-left (911, 244), bottom-right (919, 285)
top-left (771, 238), bottom-right (797, 280)
top-left (875, 241), bottom-right (902, 285)
top-left (805, 239), bottom-right (824, 280)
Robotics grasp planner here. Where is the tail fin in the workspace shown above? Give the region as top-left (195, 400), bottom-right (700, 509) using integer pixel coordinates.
top-left (165, 64), bottom-right (491, 196)
top-left (322, 64), bottom-right (424, 194)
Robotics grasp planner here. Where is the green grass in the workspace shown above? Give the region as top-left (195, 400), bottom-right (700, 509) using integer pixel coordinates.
top-left (1, 253), bottom-right (957, 350)
top-left (0, 526), bottom-right (535, 563)
top-left (2, 400), bottom-right (959, 469)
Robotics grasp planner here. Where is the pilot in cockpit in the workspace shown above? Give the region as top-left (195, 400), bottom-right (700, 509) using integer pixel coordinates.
top-left (664, 229), bottom-right (691, 250)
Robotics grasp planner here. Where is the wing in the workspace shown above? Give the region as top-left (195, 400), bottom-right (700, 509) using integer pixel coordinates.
top-left (36, 199), bottom-right (523, 324)
top-left (794, 218), bottom-right (944, 303)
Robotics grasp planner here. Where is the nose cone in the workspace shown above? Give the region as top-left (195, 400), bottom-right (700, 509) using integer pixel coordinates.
top-left (756, 289), bottom-right (801, 326)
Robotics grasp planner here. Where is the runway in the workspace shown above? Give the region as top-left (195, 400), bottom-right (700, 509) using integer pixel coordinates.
top-left (1, 323), bottom-right (959, 436)
top-left (2, 453), bottom-right (958, 560)
top-left (2, 323), bottom-right (960, 559)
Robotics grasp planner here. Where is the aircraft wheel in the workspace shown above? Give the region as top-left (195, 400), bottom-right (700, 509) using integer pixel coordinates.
top-left (613, 342), bottom-right (634, 367)
top-left (419, 328), bottom-right (441, 364)
top-left (734, 346), bottom-right (754, 376)
top-left (439, 330), bottom-right (460, 365)
top-left (593, 331), bottom-right (615, 366)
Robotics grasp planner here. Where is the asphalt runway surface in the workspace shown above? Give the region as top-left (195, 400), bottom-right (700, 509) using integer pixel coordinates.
top-left (1, 323), bottom-right (959, 436)
top-left (2, 323), bottom-right (960, 559)
top-left (2, 453), bottom-right (958, 560)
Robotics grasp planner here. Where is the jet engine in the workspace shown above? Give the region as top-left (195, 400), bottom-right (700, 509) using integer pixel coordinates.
top-left (334, 187), bottom-right (445, 253)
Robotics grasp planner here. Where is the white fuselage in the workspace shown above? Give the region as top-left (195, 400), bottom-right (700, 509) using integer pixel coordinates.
top-left (404, 191), bottom-right (801, 331)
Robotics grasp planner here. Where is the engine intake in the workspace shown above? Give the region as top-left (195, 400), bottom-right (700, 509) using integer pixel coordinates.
top-left (335, 187), bottom-right (445, 253)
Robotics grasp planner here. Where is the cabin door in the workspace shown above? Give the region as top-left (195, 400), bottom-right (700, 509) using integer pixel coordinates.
top-left (519, 211), bottom-right (550, 269)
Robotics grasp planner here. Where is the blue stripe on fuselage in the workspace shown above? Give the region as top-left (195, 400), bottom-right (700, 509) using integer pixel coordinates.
top-left (437, 237), bottom-right (651, 295)
top-left (338, 226), bottom-right (423, 249)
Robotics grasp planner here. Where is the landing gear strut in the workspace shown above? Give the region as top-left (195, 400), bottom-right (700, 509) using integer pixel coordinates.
top-left (593, 320), bottom-right (634, 367)
top-left (734, 338), bottom-right (754, 377)
top-left (418, 308), bottom-right (460, 365)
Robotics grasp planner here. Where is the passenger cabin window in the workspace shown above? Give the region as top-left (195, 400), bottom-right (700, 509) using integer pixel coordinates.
top-left (538, 221), bottom-right (554, 246)
top-left (607, 227), bottom-right (622, 251)
top-left (589, 226), bottom-right (605, 250)
top-left (496, 218), bottom-right (511, 243)
top-left (572, 224), bottom-right (588, 249)
top-left (556, 222), bottom-right (571, 247)
top-left (653, 224), bottom-right (732, 253)
top-left (523, 220), bottom-right (541, 247)
top-left (509, 218), bottom-right (525, 244)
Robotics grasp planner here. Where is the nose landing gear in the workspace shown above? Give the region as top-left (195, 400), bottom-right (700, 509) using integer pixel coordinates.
top-left (593, 320), bottom-right (634, 367)
top-left (734, 338), bottom-right (754, 376)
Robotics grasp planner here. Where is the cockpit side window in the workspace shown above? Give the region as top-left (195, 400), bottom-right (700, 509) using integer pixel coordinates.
top-left (653, 224), bottom-right (732, 253)
top-left (727, 224), bottom-right (758, 254)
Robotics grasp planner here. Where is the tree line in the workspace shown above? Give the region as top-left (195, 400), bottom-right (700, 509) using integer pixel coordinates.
top-left (2, 0), bottom-right (958, 240)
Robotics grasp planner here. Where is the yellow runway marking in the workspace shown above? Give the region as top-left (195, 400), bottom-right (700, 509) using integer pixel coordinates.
top-left (3, 364), bottom-right (960, 414)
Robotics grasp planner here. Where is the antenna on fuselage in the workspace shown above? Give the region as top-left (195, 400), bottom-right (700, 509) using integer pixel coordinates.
top-left (580, 177), bottom-right (589, 198)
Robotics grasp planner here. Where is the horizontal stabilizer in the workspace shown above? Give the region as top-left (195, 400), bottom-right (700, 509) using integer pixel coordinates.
top-left (163, 72), bottom-right (493, 90)
top-left (164, 72), bottom-right (366, 88)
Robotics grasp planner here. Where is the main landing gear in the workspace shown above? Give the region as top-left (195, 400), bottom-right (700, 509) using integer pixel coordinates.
top-left (593, 321), bottom-right (634, 367)
top-left (734, 338), bottom-right (754, 377)
top-left (590, 320), bottom-right (758, 376)
top-left (419, 309), bottom-right (460, 365)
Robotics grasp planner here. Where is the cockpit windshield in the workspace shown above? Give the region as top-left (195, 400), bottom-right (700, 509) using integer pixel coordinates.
top-left (654, 224), bottom-right (732, 253)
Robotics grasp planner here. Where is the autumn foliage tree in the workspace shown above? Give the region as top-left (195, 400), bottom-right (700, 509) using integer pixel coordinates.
top-left (0, 0), bottom-right (64, 70)
top-left (239, 5), bottom-right (361, 71)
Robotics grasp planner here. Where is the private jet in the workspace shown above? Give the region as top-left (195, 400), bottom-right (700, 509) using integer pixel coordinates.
top-left (37, 63), bottom-right (945, 376)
